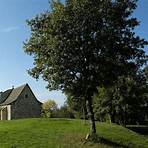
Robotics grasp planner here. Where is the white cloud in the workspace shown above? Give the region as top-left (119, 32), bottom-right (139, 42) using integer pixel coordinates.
top-left (0, 26), bottom-right (20, 33)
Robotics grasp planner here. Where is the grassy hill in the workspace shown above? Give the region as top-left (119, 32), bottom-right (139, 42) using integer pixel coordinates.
top-left (0, 118), bottom-right (148, 148)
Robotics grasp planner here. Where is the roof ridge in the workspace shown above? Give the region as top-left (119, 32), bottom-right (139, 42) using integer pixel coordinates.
top-left (0, 89), bottom-right (13, 104)
top-left (0, 83), bottom-right (28, 106)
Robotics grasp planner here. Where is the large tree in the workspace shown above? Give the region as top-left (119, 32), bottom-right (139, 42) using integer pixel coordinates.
top-left (24, 0), bottom-right (147, 135)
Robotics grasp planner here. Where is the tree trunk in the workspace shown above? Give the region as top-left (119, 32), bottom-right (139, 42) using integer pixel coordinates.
top-left (86, 96), bottom-right (96, 134)
top-left (83, 107), bottom-right (87, 124)
top-left (110, 112), bottom-right (115, 123)
top-left (83, 99), bottom-right (87, 120)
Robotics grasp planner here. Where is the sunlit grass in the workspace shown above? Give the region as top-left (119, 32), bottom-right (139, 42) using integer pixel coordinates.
top-left (0, 118), bottom-right (147, 148)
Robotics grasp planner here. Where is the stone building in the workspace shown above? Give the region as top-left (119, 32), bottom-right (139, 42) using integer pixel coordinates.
top-left (0, 84), bottom-right (42, 120)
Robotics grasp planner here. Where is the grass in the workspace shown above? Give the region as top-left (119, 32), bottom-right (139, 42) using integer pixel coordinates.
top-left (0, 118), bottom-right (148, 148)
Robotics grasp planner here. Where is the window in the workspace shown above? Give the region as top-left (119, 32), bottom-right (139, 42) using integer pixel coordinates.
top-left (24, 94), bottom-right (28, 98)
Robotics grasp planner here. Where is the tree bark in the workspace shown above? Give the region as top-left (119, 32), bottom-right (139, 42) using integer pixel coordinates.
top-left (110, 112), bottom-right (115, 123)
top-left (86, 96), bottom-right (96, 134)
top-left (83, 99), bottom-right (87, 120)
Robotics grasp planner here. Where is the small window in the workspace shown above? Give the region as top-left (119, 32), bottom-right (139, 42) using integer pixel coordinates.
top-left (25, 94), bottom-right (28, 98)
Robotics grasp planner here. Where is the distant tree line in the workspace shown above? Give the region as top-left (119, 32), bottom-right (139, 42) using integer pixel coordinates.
top-left (93, 67), bottom-right (148, 126)
top-left (41, 99), bottom-right (74, 119)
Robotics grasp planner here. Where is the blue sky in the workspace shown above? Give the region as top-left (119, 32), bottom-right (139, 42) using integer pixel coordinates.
top-left (0, 0), bottom-right (66, 106)
top-left (0, 0), bottom-right (147, 106)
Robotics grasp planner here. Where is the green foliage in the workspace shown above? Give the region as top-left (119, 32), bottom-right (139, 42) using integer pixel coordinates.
top-left (24, 0), bottom-right (147, 92)
top-left (66, 93), bottom-right (87, 119)
top-left (93, 74), bottom-right (148, 125)
top-left (42, 99), bottom-right (58, 118)
top-left (93, 87), bottom-right (112, 122)
top-left (144, 65), bottom-right (148, 82)
top-left (56, 103), bottom-right (75, 118)
top-left (42, 99), bottom-right (75, 118)
top-left (24, 0), bottom-right (147, 133)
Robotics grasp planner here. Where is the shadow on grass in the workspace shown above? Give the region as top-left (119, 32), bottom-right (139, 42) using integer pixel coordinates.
top-left (99, 137), bottom-right (130, 148)
top-left (83, 134), bottom-right (132, 148)
top-left (127, 126), bottom-right (148, 135)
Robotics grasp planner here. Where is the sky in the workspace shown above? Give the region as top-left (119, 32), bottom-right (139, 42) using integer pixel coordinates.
top-left (0, 0), bottom-right (147, 106)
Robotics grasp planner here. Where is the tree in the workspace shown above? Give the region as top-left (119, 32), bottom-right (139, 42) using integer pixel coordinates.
top-left (57, 103), bottom-right (75, 118)
top-left (93, 73), bottom-right (148, 126)
top-left (42, 99), bottom-right (58, 118)
top-left (144, 66), bottom-right (148, 82)
top-left (66, 93), bottom-right (87, 119)
top-left (24, 0), bottom-right (147, 136)
top-left (93, 86), bottom-right (114, 123)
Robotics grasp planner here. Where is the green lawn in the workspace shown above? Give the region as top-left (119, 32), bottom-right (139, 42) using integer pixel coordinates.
top-left (0, 118), bottom-right (148, 148)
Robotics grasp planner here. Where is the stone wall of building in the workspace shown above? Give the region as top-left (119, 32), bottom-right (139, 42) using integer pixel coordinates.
top-left (11, 85), bottom-right (42, 119)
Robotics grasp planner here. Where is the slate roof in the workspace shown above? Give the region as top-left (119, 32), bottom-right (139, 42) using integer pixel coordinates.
top-left (0, 89), bottom-right (13, 104)
top-left (0, 84), bottom-right (27, 106)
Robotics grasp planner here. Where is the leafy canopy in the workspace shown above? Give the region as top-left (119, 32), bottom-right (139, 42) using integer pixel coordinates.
top-left (24, 0), bottom-right (147, 97)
